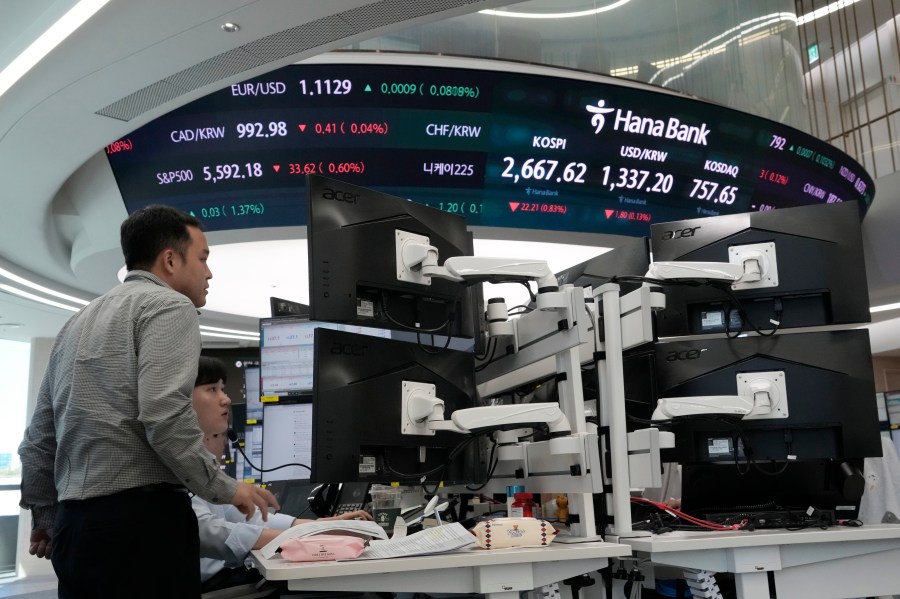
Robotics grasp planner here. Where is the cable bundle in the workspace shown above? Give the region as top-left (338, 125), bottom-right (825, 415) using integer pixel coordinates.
top-left (630, 496), bottom-right (747, 531)
top-left (683, 569), bottom-right (724, 599)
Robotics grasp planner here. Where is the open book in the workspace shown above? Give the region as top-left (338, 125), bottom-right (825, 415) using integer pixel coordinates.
top-left (258, 519), bottom-right (388, 559)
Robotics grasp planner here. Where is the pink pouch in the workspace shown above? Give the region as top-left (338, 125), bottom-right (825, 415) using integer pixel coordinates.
top-left (279, 535), bottom-right (367, 562)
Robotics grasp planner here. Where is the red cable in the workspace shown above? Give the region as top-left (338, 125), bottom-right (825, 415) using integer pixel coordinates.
top-left (631, 496), bottom-right (747, 531)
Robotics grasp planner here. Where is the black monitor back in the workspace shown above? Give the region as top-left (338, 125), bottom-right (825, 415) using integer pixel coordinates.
top-left (306, 174), bottom-right (480, 341)
top-left (311, 327), bottom-right (484, 485)
top-left (649, 202), bottom-right (869, 337)
top-left (554, 237), bottom-right (651, 292)
top-left (623, 329), bottom-right (881, 463)
top-left (680, 459), bottom-right (867, 525)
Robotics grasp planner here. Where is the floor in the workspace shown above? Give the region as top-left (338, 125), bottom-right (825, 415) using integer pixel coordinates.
top-left (0, 574), bottom-right (57, 598)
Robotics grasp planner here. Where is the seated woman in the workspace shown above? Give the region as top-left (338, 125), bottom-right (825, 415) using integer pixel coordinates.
top-left (191, 356), bottom-right (372, 591)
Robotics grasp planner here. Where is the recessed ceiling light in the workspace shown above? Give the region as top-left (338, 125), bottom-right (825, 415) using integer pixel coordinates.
top-left (221, 22), bottom-right (240, 33)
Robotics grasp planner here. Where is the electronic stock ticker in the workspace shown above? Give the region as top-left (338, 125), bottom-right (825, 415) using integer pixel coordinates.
top-left (106, 62), bottom-right (874, 234)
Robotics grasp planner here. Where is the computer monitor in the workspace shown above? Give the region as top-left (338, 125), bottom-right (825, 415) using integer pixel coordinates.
top-left (244, 365), bottom-right (262, 422)
top-left (310, 327), bottom-right (485, 486)
top-left (306, 174), bottom-right (483, 343)
top-left (625, 329), bottom-right (880, 525)
top-left (259, 315), bottom-right (391, 402)
top-left (623, 329), bottom-right (881, 464)
top-left (200, 348), bottom-right (261, 410)
top-left (261, 402), bottom-right (314, 483)
top-left (270, 297), bottom-right (309, 318)
top-left (259, 316), bottom-right (392, 483)
top-left (238, 424), bottom-right (263, 483)
top-left (649, 201), bottom-right (870, 337)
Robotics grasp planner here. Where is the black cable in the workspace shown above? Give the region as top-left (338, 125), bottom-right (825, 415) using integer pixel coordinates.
top-left (519, 280), bottom-right (537, 304)
top-left (473, 334), bottom-right (493, 360)
top-left (291, 501), bottom-right (315, 520)
top-left (227, 430), bottom-right (310, 473)
top-left (752, 459), bottom-right (791, 476)
top-left (383, 428), bottom-right (501, 485)
top-left (714, 282), bottom-right (782, 337)
top-left (610, 275), bottom-right (706, 288)
top-left (417, 329), bottom-right (454, 355)
top-left (465, 434), bottom-right (500, 492)
top-left (474, 337), bottom-right (500, 372)
top-left (611, 273), bottom-right (785, 337)
top-left (380, 291), bottom-right (452, 333)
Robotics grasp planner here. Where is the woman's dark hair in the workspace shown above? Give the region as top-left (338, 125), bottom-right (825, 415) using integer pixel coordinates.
top-left (195, 356), bottom-right (228, 387)
top-left (120, 204), bottom-right (203, 271)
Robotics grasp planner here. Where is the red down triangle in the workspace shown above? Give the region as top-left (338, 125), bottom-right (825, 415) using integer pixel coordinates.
top-left (605, 209), bottom-right (615, 219)
top-left (273, 164), bottom-right (280, 172)
top-left (509, 202), bottom-right (520, 212)
top-left (298, 124), bottom-right (307, 132)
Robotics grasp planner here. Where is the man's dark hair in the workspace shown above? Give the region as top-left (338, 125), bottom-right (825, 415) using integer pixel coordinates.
top-left (120, 205), bottom-right (203, 271)
top-left (195, 356), bottom-right (228, 387)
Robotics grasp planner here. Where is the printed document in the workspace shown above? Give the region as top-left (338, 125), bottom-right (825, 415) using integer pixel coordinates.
top-left (356, 522), bottom-right (476, 560)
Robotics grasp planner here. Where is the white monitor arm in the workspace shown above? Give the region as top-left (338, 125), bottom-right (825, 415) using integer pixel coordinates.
top-left (646, 242), bottom-right (779, 288)
top-left (401, 381), bottom-right (571, 436)
top-left (645, 261), bottom-right (744, 283)
top-left (651, 371), bottom-right (787, 421)
top-left (651, 395), bottom-right (753, 420)
top-left (397, 231), bottom-right (558, 292)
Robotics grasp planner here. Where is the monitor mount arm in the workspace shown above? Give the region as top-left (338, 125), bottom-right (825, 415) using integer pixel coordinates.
top-left (651, 373), bottom-right (787, 421)
top-left (400, 381), bottom-right (571, 436)
top-left (396, 231), bottom-right (559, 301)
top-left (646, 242), bottom-right (779, 288)
top-left (645, 261), bottom-right (744, 283)
top-left (651, 395), bottom-right (753, 420)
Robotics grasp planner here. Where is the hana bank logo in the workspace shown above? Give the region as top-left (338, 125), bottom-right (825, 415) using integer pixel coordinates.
top-left (586, 100), bottom-right (615, 134)
top-left (585, 98), bottom-right (711, 145)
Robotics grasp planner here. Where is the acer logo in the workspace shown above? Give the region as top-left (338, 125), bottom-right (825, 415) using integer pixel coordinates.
top-left (330, 342), bottom-right (367, 356)
top-left (661, 226), bottom-right (700, 240)
top-left (665, 348), bottom-right (707, 361)
top-left (322, 188), bottom-right (359, 204)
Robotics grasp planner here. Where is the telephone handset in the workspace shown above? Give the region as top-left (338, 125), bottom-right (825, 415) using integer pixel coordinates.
top-left (308, 482), bottom-right (371, 517)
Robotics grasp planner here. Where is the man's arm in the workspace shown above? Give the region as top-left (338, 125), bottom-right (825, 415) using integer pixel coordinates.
top-left (18, 370), bottom-right (59, 537)
top-left (193, 496), bottom-right (291, 563)
top-left (252, 511), bottom-right (373, 549)
top-left (135, 302), bottom-right (278, 517)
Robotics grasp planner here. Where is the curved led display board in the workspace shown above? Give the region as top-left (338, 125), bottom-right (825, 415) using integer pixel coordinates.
top-left (106, 55), bottom-right (874, 235)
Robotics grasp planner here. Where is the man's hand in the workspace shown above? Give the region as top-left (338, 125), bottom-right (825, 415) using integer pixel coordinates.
top-left (229, 482), bottom-right (279, 522)
top-left (29, 529), bottom-right (52, 559)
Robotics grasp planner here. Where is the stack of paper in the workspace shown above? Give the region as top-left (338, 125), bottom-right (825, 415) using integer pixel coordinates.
top-left (357, 522), bottom-right (476, 560)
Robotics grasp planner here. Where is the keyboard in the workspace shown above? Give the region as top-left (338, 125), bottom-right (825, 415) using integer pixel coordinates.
top-left (334, 502), bottom-right (364, 516)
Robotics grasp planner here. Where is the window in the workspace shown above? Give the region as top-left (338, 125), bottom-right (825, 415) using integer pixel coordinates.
top-left (0, 338), bottom-right (30, 577)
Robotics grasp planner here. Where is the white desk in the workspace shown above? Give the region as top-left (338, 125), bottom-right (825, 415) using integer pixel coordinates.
top-left (251, 541), bottom-right (631, 599)
top-left (615, 524), bottom-right (900, 599)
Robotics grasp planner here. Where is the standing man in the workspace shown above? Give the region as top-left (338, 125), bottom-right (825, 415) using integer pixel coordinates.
top-left (19, 205), bottom-right (278, 598)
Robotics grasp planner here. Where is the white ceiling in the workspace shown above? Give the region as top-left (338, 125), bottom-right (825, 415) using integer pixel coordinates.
top-left (2, 0), bottom-right (900, 356)
top-left (0, 0), bottom-right (525, 341)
